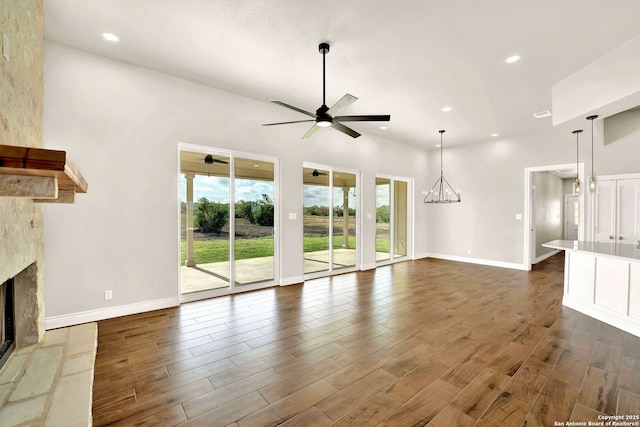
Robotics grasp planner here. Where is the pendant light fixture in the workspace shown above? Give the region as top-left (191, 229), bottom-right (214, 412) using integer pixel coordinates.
top-left (572, 129), bottom-right (583, 196)
top-left (587, 115), bottom-right (599, 194)
top-left (424, 130), bottom-right (461, 203)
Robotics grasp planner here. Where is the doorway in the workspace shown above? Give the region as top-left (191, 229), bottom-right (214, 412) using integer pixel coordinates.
top-left (524, 163), bottom-right (581, 270)
top-left (376, 175), bottom-right (411, 264)
top-left (303, 163), bottom-right (359, 278)
top-left (179, 145), bottom-right (278, 301)
top-left (564, 194), bottom-right (580, 240)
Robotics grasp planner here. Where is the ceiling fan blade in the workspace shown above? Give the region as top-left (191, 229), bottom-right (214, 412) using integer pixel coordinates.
top-left (302, 124), bottom-right (320, 139)
top-left (271, 101), bottom-right (316, 118)
top-left (329, 94), bottom-right (358, 115)
top-left (332, 121), bottom-right (361, 138)
top-left (333, 114), bottom-right (391, 122)
top-left (263, 119), bottom-right (315, 126)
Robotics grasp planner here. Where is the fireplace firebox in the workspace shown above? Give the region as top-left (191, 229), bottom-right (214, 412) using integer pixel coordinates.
top-left (0, 278), bottom-right (15, 370)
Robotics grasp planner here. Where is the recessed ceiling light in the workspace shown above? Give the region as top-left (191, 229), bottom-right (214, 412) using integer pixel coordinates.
top-left (491, 133), bottom-right (499, 137)
top-left (102, 32), bottom-right (119, 42)
top-left (379, 126), bottom-right (388, 130)
top-left (505, 55), bottom-right (520, 64)
top-left (533, 110), bottom-right (552, 119)
top-left (441, 106), bottom-right (453, 112)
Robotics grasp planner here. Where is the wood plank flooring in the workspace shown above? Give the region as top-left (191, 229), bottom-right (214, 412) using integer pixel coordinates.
top-left (92, 254), bottom-right (640, 426)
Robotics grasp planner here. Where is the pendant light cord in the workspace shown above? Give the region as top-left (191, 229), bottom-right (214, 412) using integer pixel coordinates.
top-left (440, 130), bottom-right (444, 177)
top-left (572, 129), bottom-right (582, 183)
top-left (587, 115), bottom-right (598, 177)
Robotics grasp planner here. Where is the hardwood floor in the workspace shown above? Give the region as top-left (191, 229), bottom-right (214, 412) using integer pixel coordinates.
top-left (92, 254), bottom-right (640, 426)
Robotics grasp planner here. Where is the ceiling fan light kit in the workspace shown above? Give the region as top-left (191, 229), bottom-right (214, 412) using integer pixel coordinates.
top-left (424, 130), bottom-right (461, 204)
top-left (262, 43), bottom-right (390, 139)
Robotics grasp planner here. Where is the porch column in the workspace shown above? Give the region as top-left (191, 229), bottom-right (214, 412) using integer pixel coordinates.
top-left (342, 187), bottom-right (349, 248)
top-left (185, 173), bottom-right (196, 267)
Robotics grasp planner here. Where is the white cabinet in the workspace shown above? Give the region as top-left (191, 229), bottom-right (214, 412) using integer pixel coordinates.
top-left (594, 176), bottom-right (640, 243)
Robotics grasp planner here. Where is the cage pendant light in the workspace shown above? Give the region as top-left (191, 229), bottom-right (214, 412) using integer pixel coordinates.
top-left (587, 115), bottom-right (599, 194)
top-left (424, 130), bottom-right (461, 203)
top-left (572, 129), bottom-right (583, 196)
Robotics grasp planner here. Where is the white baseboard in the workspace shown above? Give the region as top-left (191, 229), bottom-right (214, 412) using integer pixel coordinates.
top-left (535, 249), bottom-right (560, 264)
top-left (280, 275), bottom-right (304, 286)
top-left (360, 263), bottom-right (377, 271)
top-left (413, 252), bottom-right (430, 260)
top-left (563, 295), bottom-right (640, 337)
top-left (45, 297), bottom-right (179, 330)
top-left (425, 252), bottom-right (527, 271)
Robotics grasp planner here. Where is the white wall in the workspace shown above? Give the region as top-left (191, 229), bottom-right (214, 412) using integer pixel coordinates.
top-left (42, 42), bottom-right (430, 326)
top-left (43, 40), bottom-right (640, 327)
top-left (553, 34), bottom-right (640, 126)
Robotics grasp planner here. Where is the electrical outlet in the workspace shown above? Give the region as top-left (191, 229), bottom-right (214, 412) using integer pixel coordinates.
top-left (104, 290), bottom-right (113, 300)
top-left (2, 31), bottom-right (9, 61)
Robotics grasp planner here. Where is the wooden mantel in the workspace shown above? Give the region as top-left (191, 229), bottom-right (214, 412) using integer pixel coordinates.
top-left (0, 145), bottom-right (88, 203)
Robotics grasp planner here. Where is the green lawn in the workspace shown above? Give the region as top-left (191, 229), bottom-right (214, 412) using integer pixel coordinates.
top-left (181, 235), bottom-right (389, 265)
top-left (180, 236), bottom-right (273, 265)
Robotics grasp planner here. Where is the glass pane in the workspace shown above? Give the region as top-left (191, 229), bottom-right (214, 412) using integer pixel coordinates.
top-left (332, 172), bottom-right (357, 270)
top-left (376, 177), bottom-right (391, 261)
top-left (180, 151), bottom-right (230, 294)
top-left (303, 168), bottom-right (331, 274)
top-left (394, 180), bottom-right (408, 258)
top-left (234, 158), bottom-right (275, 286)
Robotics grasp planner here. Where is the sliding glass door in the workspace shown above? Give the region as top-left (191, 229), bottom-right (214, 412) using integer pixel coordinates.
top-left (376, 175), bottom-right (410, 263)
top-left (233, 157), bottom-right (275, 286)
top-left (303, 164), bottom-right (358, 277)
top-left (179, 146), bottom-right (277, 299)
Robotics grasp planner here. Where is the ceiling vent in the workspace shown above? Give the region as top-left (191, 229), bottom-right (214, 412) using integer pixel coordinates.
top-left (533, 110), bottom-right (552, 119)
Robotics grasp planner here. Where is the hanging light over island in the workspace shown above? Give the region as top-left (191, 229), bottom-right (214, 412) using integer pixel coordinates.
top-left (572, 129), bottom-right (583, 196)
top-left (424, 130), bottom-right (461, 203)
top-left (587, 115), bottom-right (599, 194)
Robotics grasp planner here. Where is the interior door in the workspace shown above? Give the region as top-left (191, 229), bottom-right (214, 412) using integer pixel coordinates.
top-left (594, 179), bottom-right (616, 242)
top-left (617, 178), bottom-right (640, 243)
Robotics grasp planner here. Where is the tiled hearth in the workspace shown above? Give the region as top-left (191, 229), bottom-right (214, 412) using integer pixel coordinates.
top-left (0, 323), bottom-right (97, 426)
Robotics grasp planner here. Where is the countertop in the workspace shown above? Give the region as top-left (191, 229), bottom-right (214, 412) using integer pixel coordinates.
top-left (542, 239), bottom-right (640, 262)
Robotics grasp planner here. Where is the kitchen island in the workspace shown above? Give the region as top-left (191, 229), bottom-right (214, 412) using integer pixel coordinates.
top-left (542, 239), bottom-right (640, 337)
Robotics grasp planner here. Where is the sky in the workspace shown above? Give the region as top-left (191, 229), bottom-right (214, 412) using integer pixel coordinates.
top-left (180, 174), bottom-right (389, 207)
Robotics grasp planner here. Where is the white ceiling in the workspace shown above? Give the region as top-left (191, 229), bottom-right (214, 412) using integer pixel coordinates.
top-left (43, 0), bottom-right (640, 148)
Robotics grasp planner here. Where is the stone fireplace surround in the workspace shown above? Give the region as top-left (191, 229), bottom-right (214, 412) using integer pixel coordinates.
top-left (0, 257), bottom-right (97, 427)
top-left (0, 2), bottom-right (97, 424)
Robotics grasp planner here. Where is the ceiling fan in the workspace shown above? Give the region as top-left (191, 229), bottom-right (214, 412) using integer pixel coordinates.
top-left (204, 154), bottom-right (228, 165)
top-left (262, 43), bottom-right (391, 139)
top-left (309, 169), bottom-right (328, 177)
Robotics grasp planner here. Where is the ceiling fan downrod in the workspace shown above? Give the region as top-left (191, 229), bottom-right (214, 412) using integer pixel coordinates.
top-left (319, 42), bottom-right (330, 109)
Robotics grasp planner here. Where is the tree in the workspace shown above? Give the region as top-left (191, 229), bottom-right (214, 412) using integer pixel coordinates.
top-left (235, 200), bottom-right (255, 223)
top-left (196, 197), bottom-right (228, 233)
top-left (254, 194), bottom-right (274, 226)
top-left (376, 204), bottom-right (390, 223)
